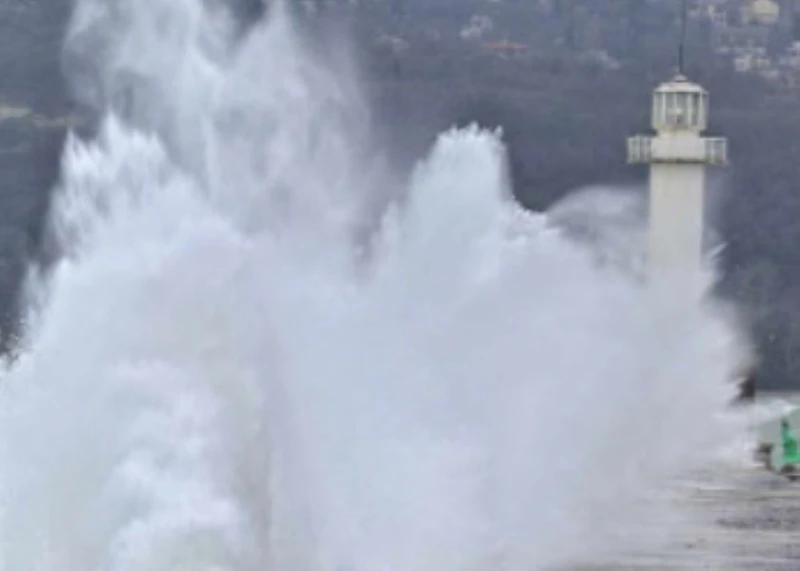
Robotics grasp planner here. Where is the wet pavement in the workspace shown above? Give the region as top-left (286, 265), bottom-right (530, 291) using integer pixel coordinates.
top-left (570, 464), bottom-right (800, 570)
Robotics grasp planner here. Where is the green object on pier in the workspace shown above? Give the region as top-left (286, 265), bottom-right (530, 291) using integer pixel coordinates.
top-left (780, 417), bottom-right (800, 467)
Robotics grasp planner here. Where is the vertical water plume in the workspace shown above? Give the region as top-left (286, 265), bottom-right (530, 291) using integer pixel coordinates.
top-left (0, 1), bottom-right (746, 570)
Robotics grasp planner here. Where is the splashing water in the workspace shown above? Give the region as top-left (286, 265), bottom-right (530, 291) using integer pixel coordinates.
top-left (0, 1), bottom-right (746, 570)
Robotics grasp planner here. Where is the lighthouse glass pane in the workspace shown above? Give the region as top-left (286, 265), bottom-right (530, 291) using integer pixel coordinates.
top-left (663, 92), bottom-right (689, 128)
top-left (653, 92), bottom-right (667, 130)
top-left (690, 93), bottom-right (701, 127)
top-left (665, 93), bottom-right (676, 126)
top-left (675, 93), bottom-right (690, 127)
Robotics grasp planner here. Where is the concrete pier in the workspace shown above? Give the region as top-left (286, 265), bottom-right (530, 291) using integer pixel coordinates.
top-left (566, 465), bottom-right (800, 570)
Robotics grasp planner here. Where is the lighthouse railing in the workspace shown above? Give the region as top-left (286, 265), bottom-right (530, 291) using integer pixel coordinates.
top-left (705, 137), bottom-right (728, 165)
top-left (627, 136), bottom-right (652, 164)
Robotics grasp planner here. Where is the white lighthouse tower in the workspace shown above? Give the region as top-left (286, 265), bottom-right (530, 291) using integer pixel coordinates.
top-left (627, 74), bottom-right (727, 289)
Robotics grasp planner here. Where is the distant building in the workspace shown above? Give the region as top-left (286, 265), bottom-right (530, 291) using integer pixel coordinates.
top-left (741, 0), bottom-right (781, 26)
top-left (460, 14), bottom-right (493, 41)
top-left (714, 24), bottom-right (771, 55)
top-left (779, 39), bottom-right (800, 67)
top-left (579, 49), bottom-right (622, 71)
top-left (733, 43), bottom-right (773, 72)
top-left (690, 0), bottom-right (731, 26)
top-left (481, 40), bottom-right (528, 60)
top-left (776, 41), bottom-right (800, 85)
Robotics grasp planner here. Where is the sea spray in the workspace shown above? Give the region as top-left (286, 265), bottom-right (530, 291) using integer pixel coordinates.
top-left (0, 1), bottom-right (745, 569)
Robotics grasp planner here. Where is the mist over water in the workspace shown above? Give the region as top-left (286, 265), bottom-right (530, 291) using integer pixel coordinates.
top-left (0, 1), bottom-right (746, 569)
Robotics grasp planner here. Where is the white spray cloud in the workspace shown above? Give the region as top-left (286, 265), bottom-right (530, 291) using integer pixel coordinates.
top-left (0, 1), bottom-right (746, 570)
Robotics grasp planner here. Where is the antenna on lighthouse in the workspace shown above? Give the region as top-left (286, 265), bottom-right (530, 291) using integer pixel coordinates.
top-left (678, 0), bottom-right (689, 75)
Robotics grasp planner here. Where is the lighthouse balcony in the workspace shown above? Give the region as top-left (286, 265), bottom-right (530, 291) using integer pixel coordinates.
top-left (627, 135), bottom-right (727, 165)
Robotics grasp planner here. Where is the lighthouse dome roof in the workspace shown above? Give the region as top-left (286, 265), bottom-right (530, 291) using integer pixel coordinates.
top-left (655, 74), bottom-right (707, 95)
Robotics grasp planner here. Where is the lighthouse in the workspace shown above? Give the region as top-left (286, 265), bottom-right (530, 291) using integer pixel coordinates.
top-left (627, 74), bottom-right (727, 289)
